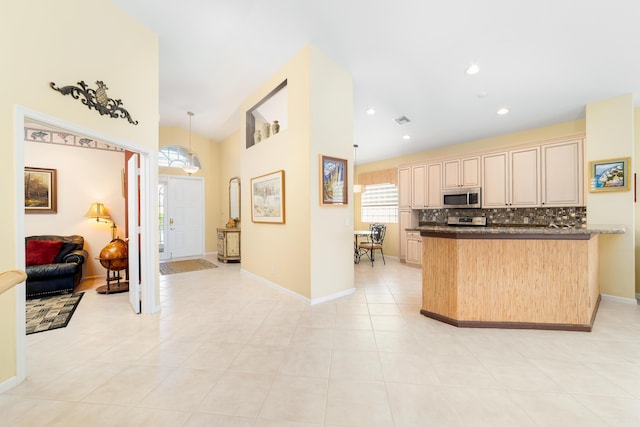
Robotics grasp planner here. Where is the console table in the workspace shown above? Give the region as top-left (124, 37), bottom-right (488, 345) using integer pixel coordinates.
top-left (217, 228), bottom-right (240, 263)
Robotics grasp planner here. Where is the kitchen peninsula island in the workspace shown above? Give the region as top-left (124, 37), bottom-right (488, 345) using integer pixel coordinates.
top-left (416, 224), bottom-right (624, 331)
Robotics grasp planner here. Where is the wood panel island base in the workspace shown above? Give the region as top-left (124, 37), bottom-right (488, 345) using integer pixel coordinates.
top-left (418, 225), bottom-right (624, 332)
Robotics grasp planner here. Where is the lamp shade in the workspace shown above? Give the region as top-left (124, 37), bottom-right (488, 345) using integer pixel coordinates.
top-left (84, 202), bottom-right (112, 221)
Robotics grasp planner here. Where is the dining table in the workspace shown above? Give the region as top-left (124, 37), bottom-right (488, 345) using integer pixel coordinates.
top-left (353, 230), bottom-right (372, 264)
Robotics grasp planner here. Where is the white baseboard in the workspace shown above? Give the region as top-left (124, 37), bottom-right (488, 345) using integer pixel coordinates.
top-left (601, 293), bottom-right (638, 305)
top-left (311, 288), bottom-right (356, 305)
top-left (0, 375), bottom-right (20, 394)
top-left (240, 269), bottom-right (355, 305)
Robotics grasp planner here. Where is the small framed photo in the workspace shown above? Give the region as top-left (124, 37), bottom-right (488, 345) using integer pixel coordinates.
top-left (24, 167), bottom-right (57, 213)
top-left (251, 170), bottom-right (285, 223)
top-left (589, 157), bottom-right (631, 192)
top-left (320, 155), bottom-right (348, 206)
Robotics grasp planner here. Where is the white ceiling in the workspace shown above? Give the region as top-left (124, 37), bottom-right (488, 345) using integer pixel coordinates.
top-left (112, 0), bottom-right (640, 165)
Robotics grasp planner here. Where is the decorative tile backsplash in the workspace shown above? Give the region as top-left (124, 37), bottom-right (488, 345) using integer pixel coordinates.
top-left (419, 207), bottom-right (587, 228)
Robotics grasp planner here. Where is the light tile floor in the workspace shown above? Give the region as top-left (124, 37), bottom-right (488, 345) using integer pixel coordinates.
top-left (2, 256), bottom-right (640, 426)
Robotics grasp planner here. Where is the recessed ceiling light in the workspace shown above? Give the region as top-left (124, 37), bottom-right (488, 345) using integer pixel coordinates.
top-left (365, 107), bottom-right (376, 115)
top-left (497, 107), bottom-right (510, 115)
top-left (403, 135), bottom-right (411, 140)
top-left (465, 64), bottom-right (480, 75)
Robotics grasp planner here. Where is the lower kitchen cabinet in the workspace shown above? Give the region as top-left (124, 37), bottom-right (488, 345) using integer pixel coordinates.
top-left (406, 231), bottom-right (422, 266)
top-left (217, 228), bottom-right (240, 263)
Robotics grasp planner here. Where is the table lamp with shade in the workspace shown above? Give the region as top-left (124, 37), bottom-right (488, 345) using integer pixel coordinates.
top-left (84, 202), bottom-right (117, 240)
top-left (84, 202), bottom-right (128, 294)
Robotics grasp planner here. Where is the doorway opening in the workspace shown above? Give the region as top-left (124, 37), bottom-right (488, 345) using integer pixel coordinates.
top-left (13, 106), bottom-right (159, 386)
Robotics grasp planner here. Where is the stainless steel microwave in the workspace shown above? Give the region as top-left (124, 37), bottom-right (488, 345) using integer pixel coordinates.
top-left (442, 187), bottom-right (482, 209)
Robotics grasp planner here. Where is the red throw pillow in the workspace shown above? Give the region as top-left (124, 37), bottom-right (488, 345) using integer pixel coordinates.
top-left (26, 240), bottom-right (63, 266)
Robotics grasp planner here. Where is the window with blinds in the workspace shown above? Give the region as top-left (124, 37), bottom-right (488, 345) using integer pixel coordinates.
top-left (361, 183), bottom-right (398, 223)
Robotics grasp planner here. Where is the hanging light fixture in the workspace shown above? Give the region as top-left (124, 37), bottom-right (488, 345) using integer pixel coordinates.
top-left (182, 111), bottom-right (200, 175)
top-left (353, 144), bottom-right (363, 193)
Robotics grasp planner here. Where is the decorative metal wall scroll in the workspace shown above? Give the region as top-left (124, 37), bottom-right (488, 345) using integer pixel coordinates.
top-left (49, 80), bottom-right (139, 125)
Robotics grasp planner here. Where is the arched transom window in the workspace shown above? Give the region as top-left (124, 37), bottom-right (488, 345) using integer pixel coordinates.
top-left (158, 145), bottom-right (202, 169)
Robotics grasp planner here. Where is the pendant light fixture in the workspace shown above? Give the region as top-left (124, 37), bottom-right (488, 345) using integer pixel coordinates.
top-left (182, 111), bottom-right (200, 175)
top-left (353, 144), bottom-right (363, 193)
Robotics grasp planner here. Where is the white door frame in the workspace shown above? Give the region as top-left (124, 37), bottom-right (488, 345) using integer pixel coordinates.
top-left (11, 105), bottom-right (159, 387)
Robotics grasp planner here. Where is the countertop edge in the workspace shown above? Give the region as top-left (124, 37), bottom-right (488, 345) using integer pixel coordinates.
top-left (408, 224), bottom-right (625, 235)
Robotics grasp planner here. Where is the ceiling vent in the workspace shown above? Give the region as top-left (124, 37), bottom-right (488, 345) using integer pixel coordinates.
top-left (394, 116), bottom-right (411, 125)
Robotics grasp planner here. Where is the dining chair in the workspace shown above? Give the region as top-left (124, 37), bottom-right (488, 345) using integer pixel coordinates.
top-left (358, 223), bottom-right (386, 267)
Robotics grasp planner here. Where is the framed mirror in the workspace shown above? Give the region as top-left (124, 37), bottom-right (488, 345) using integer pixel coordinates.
top-left (229, 177), bottom-right (240, 221)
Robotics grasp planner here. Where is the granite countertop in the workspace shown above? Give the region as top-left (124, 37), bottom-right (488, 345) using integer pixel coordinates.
top-left (409, 224), bottom-right (625, 235)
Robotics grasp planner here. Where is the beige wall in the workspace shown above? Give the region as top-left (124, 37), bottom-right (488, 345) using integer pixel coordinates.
top-left (219, 130), bottom-right (242, 226)
top-left (24, 141), bottom-right (126, 278)
top-left (586, 95), bottom-right (635, 300)
top-left (308, 46), bottom-right (355, 300)
top-left (159, 126), bottom-right (221, 252)
top-left (355, 119), bottom-right (587, 258)
top-left (241, 45), bottom-right (354, 300)
top-left (0, 0), bottom-right (158, 387)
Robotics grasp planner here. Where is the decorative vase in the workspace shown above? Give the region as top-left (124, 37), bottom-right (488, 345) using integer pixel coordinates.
top-left (254, 129), bottom-right (261, 144)
top-left (272, 120), bottom-right (280, 135)
top-left (262, 122), bottom-right (270, 139)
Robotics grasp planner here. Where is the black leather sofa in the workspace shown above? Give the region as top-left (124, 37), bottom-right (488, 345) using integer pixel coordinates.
top-left (25, 235), bottom-right (88, 298)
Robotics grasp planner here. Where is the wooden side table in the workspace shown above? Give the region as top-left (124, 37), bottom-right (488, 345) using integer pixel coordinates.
top-left (95, 257), bottom-right (129, 294)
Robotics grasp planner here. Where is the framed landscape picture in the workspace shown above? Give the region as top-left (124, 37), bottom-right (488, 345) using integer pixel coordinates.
top-left (24, 167), bottom-right (57, 213)
top-left (320, 155), bottom-right (348, 206)
top-left (251, 170), bottom-right (285, 223)
top-left (589, 157), bottom-right (630, 192)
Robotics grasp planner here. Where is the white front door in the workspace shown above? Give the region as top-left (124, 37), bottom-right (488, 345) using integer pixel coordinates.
top-left (167, 176), bottom-right (204, 258)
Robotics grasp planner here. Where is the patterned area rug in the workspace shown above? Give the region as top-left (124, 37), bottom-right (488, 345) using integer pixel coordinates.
top-left (159, 258), bottom-right (218, 275)
top-left (26, 293), bottom-right (84, 335)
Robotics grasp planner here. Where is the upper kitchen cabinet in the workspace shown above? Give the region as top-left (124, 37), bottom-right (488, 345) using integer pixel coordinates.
top-left (398, 166), bottom-right (411, 208)
top-left (541, 139), bottom-right (584, 206)
top-left (482, 152), bottom-right (508, 207)
top-left (426, 162), bottom-right (443, 208)
top-left (443, 156), bottom-right (480, 189)
top-left (411, 163), bottom-right (427, 209)
top-left (482, 147), bottom-right (540, 208)
top-left (399, 162), bottom-right (442, 209)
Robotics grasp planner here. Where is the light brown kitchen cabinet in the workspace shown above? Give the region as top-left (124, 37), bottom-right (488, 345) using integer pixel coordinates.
top-left (443, 157), bottom-right (480, 188)
top-left (426, 162), bottom-right (443, 208)
top-left (541, 139), bottom-right (583, 206)
top-left (399, 209), bottom-right (416, 262)
top-left (406, 231), bottom-right (422, 266)
top-left (217, 228), bottom-right (240, 263)
top-left (482, 147), bottom-right (540, 208)
top-left (398, 166), bottom-right (411, 209)
top-left (411, 163), bottom-right (427, 208)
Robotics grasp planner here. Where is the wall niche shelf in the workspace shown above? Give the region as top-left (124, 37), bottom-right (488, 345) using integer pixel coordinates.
top-left (246, 79), bottom-right (288, 149)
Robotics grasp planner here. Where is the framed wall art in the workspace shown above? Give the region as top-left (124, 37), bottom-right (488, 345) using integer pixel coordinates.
top-left (251, 170), bottom-right (285, 223)
top-left (24, 167), bottom-right (57, 213)
top-left (320, 155), bottom-right (348, 206)
top-left (589, 157), bottom-right (630, 192)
